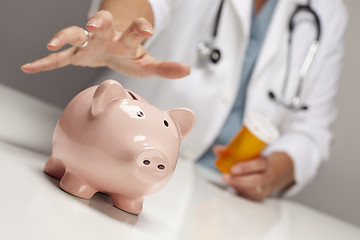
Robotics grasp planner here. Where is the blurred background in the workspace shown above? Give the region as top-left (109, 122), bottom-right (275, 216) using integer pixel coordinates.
top-left (1, 0), bottom-right (359, 226)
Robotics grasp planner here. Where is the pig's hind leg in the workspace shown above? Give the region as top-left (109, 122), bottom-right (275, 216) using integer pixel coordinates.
top-left (59, 171), bottom-right (97, 199)
top-left (43, 156), bottom-right (66, 180)
top-left (112, 194), bottom-right (144, 215)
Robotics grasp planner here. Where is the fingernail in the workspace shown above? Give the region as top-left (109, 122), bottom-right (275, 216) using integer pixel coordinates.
top-left (141, 25), bottom-right (153, 34)
top-left (87, 18), bottom-right (101, 28)
top-left (48, 38), bottom-right (59, 47)
top-left (21, 63), bottom-right (32, 69)
top-left (231, 165), bottom-right (242, 174)
top-left (222, 174), bottom-right (231, 183)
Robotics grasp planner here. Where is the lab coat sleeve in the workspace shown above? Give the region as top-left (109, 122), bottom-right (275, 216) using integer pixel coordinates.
top-left (264, 0), bottom-right (348, 197)
top-left (146, 0), bottom-right (183, 45)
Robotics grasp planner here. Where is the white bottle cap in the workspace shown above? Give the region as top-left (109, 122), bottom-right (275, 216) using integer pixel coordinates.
top-left (243, 112), bottom-right (279, 144)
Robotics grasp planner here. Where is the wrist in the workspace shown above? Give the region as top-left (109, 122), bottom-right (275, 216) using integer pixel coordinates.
top-left (100, 0), bottom-right (154, 32)
top-left (267, 152), bottom-right (295, 193)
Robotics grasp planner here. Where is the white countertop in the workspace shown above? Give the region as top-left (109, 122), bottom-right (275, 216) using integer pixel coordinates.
top-left (1, 83), bottom-right (359, 240)
top-left (1, 141), bottom-right (360, 240)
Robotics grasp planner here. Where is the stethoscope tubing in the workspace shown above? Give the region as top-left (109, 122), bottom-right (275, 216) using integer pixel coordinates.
top-left (198, 0), bottom-right (321, 111)
top-left (275, 1), bottom-right (321, 111)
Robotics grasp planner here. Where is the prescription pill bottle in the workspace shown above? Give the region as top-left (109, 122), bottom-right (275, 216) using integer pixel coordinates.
top-left (215, 112), bottom-right (279, 173)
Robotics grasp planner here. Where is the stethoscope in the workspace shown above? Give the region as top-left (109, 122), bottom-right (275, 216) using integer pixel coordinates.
top-left (197, 0), bottom-right (225, 64)
top-left (197, 0), bottom-right (321, 111)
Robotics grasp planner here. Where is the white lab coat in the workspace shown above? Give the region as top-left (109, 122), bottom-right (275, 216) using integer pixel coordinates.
top-left (90, 0), bottom-right (347, 196)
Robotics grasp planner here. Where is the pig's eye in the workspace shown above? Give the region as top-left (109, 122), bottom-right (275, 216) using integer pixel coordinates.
top-left (128, 91), bottom-right (138, 100)
top-left (137, 111), bottom-right (144, 118)
top-left (164, 120), bottom-right (169, 127)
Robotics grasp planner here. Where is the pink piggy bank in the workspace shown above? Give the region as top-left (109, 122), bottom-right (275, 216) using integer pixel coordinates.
top-left (44, 80), bottom-right (196, 215)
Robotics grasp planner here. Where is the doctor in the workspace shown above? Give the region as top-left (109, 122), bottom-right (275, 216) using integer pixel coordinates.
top-left (22, 0), bottom-right (347, 201)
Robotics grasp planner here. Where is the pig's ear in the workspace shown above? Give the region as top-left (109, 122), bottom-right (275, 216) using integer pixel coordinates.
top-left (168, 108), bottom-right (196, 140)
top-left (91, 80), bottom-right (128, 116)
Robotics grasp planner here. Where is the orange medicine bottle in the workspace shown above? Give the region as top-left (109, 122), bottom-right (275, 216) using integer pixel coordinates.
top-left (215, 112), bottom-right (279, 173)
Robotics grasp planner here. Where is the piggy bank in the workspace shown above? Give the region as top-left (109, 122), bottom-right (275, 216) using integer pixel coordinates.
top-left (44, 80), bottom-right (196, 215)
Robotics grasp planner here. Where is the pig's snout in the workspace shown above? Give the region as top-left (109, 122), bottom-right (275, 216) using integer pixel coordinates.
top-left (136, 150), bottom-right (171, 178)
top-left (142, 159), bottom-right (166, 171)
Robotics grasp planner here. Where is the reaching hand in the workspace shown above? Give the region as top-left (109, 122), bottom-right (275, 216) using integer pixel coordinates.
top-left (21, 10), bottom-right (190, 79)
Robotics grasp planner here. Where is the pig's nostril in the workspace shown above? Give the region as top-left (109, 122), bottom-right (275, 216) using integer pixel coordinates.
top-left (157, 164), bottom-right (165, 170)
top-left (143, 160), bottom-right (150, 165)
top-left (137, 111), bottom-right (144, 118)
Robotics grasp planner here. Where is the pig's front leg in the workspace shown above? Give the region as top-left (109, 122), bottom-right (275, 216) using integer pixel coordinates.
top-left (60, 171), bottom-right (97, 199)
top-left (112, 194), bottom-right (144, 215)
top-left (44, 156), bottom-right (65, 180)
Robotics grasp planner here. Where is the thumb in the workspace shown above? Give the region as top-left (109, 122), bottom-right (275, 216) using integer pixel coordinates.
top-left (212, 145), bottom-right (227, 156)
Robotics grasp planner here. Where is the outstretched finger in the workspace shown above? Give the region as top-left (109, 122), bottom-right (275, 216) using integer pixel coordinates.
top-left (230, 157), bottom-right (269, 175)
top-left (47, 26), bottom-right (89, 51)
top-left (21, 47), bottom-right (76, 73)
top-left (120, 18), bottom-right (154, 48)
top-left (144, 60), bottom-right (191, 79)
top-left (223, 173), bottom-right (268, 189)
top-left (117, 60), bottom-right (190, 79)
top-left (86, 10), bottom-right (115, 40)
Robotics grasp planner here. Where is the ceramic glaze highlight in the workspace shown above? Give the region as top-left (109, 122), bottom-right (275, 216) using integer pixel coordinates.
top-left (44, 80), bottom-right (196, 215)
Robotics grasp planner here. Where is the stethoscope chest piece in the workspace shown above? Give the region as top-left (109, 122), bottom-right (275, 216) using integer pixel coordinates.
top-left (197, 0), bottom-right (225, 65)
top-left (197, 41), bottom-right (221, 64)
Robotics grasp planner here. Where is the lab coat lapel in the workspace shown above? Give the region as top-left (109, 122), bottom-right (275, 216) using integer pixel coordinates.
top-left (251, 0), bottom-right (296, 82)
top-left (229, 0), bottom-right (252, 40)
